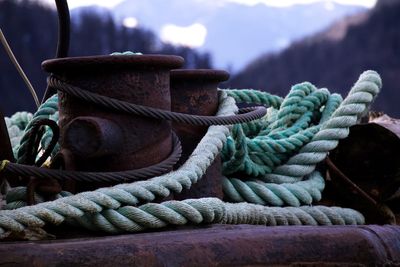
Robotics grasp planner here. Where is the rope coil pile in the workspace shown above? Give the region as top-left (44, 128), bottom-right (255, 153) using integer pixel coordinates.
top-left (0, 70), bottom-right (381, 236)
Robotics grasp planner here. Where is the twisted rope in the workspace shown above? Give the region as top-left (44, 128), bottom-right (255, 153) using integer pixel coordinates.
top-left (3, 132), bottom-right (182, 183)
top-left (0, 196), bottom-right (364, 235)
top-left (223, 171), bottom-right (324, 206)
top-left (0, 91), bottom-right (236, 234)
top-left (226, 89), bottom-right (283, 108)
top-left (16, 95), bottom-right (59, 164)
top-left (222, 85), bottom-right (336, 178)
top-left (222, 71), bottom-right (381, 185)
top-left (48, 76), bottom-right (267, 126)
top-left (5, 112), bottom-right (33, 157)
top-left (0, 71), bottom-right (380, 236)
top-left (262, 70), bottom-right (381, 183)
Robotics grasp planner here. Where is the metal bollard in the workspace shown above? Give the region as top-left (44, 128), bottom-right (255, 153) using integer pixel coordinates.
top-left (170, 69), bottom-right (229, 199)
top-left (327, 114), bottom-right (400, 224)
top-left (42, 54), bottom-right (183, 191)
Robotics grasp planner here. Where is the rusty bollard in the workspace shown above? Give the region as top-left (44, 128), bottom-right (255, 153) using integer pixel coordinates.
top-left (170, 69), bottom-right (229, 199)
top-left (42, 55), bottom-right (183, 191)
top-left (326, 114), bottom-right (400, 224)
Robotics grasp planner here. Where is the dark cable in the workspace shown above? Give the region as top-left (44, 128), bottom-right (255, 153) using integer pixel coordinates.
top-left (4, 132), bottom-right (182, 183)
top-left (49, 76), bottom-right (267, 126)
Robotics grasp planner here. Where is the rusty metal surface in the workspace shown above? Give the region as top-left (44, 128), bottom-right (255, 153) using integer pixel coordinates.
top-left (326, 121), bottom-right (400, 225)
top-left (64, 116), bottom-right (124, 158)
top-left (170, 69), bottom-right (229, 199)
top-left (42, 55), bottom-right (183, 191)
top-left (0, 225), bottom-right (399, 266)
top-left (330, 123), bottom-right (400, 201)
top-left (326, 157), bottom-right (397, 225)
top-left (0, 110), bottom-right (15, 163)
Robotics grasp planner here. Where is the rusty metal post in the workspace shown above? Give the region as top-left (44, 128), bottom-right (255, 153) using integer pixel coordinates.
top-left (330, 118), bottom-right (400, 202)
top-left (326, 114), bottom-right (400, 224)
top-left (170, 69), bottom-right (229, 200)
top-left (42, 55), bottom-right (183, 190)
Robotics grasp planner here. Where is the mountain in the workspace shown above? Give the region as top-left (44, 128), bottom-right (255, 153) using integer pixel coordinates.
top-left (0, 0), bottom-right (212, 115)
top-left (229, 1), bottom-right (400, 116)
top-left (107, 0), bottom-right (366, 71)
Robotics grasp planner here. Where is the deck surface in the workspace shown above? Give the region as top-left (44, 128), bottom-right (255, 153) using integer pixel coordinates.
top-left (0, 224), bottom-right (400, 266)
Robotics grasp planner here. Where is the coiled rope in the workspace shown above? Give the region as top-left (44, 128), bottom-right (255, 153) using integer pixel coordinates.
top-left (0, 71), bottom-right (381, 236)
top-left (221, 71), bottom-right (381, 206)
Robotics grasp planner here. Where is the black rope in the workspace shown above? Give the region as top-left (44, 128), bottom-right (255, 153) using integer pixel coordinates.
top-left (33, 119), bottom-right (59, 167)
top-left (4, 132), bottom-right (182, 183)
top-left (48, 76), bottom-right (267, 126)
top-left (18, 119), bottom-right (59, 166)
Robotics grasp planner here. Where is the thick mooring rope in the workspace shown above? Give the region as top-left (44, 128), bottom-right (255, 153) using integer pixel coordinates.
top-left (221, 71), bottom-right (381, 206)
top-left (0, 71), bottom-right (381, 236)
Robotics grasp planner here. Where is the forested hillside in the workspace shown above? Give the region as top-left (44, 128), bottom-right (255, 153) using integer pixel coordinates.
top-left (0, 0), bottom-right (212, 115)
top-left (229, 1), bottom-right (400, 116)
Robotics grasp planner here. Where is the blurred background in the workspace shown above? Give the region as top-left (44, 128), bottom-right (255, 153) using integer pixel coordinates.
top-left (0, 0), bottom-right (399, 116)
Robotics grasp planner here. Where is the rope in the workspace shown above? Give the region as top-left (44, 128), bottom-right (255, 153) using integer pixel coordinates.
top-left (222, 71), bottom-right (381, 184)
top-left (222, 171), bottom-right (324, 206)
top-left (48, 76), bottom-right (267, 126)
top-left (16, 95), bottom-right (59, 164)
top-left (5, 112), bottom-right (33, 131)
top-left (263, 71), bottom-right (381, 183)
top-left (0, 28), bottom-right (40, 107)
top-left (0, 71), bottom-right (381, 236)
top-left (0, 91), bottom-right (236, 234)
top-left (20, 118), bottom-right (59, 167)
top-left (3, 132), bottom-right (182, 183)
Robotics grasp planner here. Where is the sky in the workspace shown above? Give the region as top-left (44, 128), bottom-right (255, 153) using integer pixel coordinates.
top-left (41, 0), bottom-right (378, 9)
top-left (37, 0), bottom-right (378, 65)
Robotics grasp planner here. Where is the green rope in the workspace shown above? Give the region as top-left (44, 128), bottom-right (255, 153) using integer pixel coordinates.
top-left (222, 85), bottom-right (341, 179)
top-left (16, 94), bottom-right (59, 164)
top-left (262, 71), bottom-right (381, 183)
top-left (222, 171), bottom-right (324, 206)
top-left (222, 71), bottom-right (380, 185)
top-left (5, 112), bottom-right (33, 158)
top-left (0, 71), bottom-right (381, 236)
